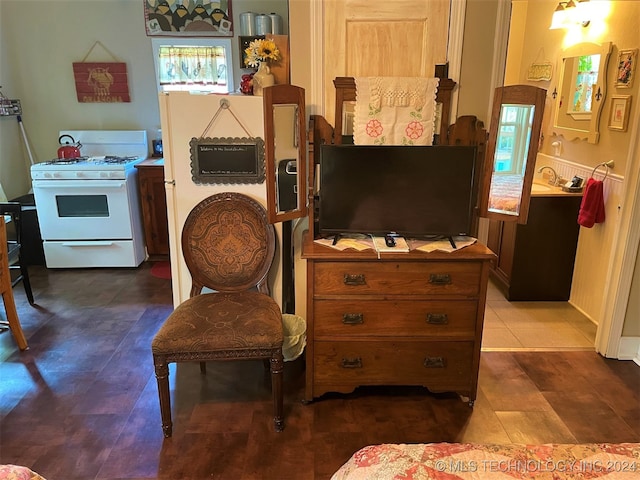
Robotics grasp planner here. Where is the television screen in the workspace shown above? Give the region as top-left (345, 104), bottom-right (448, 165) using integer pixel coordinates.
top-left (318, 145), bottom-right (478, 238)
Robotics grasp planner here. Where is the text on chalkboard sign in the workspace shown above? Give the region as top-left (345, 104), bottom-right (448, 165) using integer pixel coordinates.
top-left (190, 136), bottom-right (265, 185)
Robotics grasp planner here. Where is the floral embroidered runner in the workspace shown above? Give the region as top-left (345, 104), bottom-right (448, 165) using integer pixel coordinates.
top-left (353, 77), bottom-right (439, 146)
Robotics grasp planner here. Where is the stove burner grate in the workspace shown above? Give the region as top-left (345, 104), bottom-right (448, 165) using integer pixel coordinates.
top-left (103, 156), bottom-right (140, 164)
top-left (43, 157), bottom-right (89, 165)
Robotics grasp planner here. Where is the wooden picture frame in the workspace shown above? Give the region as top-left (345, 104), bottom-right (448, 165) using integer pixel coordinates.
top-left (615, 49), bottom-right (637, 88)
top-left (608, 95), bottom-right (631, 132)
top-left (144, 0), bottom-right (233, 37)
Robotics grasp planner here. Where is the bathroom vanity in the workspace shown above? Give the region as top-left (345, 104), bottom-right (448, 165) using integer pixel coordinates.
top-left (486, 182), bottom-right (583, 301)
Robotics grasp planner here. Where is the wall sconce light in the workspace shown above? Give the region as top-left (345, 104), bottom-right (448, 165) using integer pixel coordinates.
top-left (549, 0), bottom-right (591, 29)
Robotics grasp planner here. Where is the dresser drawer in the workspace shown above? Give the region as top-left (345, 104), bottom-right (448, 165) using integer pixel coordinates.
top-left (313, 340), bottom-right (474, 388)
top-left (314, 299), bottom-right (477, 337)
top-left (314, 261), bottom-right (481, 296)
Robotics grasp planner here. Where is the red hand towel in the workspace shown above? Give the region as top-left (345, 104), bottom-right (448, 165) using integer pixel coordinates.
top-left (578, 177), bottom-right (605, 228)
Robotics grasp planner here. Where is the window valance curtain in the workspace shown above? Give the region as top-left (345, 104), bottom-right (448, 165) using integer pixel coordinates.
top-left (158, 46), bottom-right (226, 87)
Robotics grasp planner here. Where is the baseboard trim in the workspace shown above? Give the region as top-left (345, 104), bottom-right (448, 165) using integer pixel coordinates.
top-left (618, 337), bottom-right (640, 365)
top-left (568, 299), bottom-right (597, 325)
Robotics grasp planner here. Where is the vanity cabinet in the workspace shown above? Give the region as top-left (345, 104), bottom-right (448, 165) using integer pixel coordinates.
top-left (487, 194), bottom-right (582, 301)
top-left (135, 159), bottom-right (169, 257)
top-left (302, 234), bottom-right (494, 404)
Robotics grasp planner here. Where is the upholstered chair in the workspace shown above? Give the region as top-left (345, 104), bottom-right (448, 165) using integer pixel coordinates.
top-left (151, 192), bottom-right (284, 437)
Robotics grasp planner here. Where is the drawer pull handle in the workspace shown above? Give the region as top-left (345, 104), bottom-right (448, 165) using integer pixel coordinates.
top-left (426, 313), bottom-right (449, 325)
top-left (344, 273), bottom-right (366, 286)
top-left (340, 357), bottom-right (363, 369)
top-left (342, 313), bottom-right (364, 325)
top-left (429, 273), bottom-right (452, 285)
top-left (424, 356), bottom-right (446, 368)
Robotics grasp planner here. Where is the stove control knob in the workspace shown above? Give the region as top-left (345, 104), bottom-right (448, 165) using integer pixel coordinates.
top-left (76, 172), bottom-right (85, 178)
top-left (53, 173), bottom-right (62, 178)
top-left (110, 172), bottom-right (119, 178)
top-left (44, 173), bottom-right (52, 178)
top-left (100, 172), bottom-right (108, 178)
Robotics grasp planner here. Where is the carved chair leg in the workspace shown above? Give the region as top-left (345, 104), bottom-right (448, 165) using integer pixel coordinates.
top-left (200, 361), bottom-right (206, 374)
top-left (270, 349), bottom-right (284, 432)
top-left (153, 356), bottom-right (173, 437)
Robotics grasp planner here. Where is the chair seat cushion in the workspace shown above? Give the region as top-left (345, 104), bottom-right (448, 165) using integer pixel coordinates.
top-left (152, 291), bottom-right (283, 356)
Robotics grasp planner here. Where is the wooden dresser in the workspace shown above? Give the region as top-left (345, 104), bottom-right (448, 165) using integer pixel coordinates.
top-left (302, 233), bottom-right (495, 405)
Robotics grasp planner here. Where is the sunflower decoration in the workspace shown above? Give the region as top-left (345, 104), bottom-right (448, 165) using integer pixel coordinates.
top-left (244, 39), bottom-right (281, 68)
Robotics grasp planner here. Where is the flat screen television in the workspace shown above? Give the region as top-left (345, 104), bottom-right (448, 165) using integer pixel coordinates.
top-left (318, 144), bottom-right (478, 239)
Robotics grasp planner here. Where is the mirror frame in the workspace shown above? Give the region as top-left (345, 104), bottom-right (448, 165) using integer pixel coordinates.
top-left (552, 42), bottom-right (612, 144)
top-left (479, 85), bottom-right (546, 225)
top-left (263, 84), bottom-right (308, 224)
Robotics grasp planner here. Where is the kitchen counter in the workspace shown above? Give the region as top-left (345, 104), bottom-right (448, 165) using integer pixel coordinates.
top-left (137, 157), bottom-right (164, 167)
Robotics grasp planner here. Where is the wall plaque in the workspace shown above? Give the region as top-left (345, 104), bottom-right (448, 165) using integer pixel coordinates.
top-left (72, 62), bottom-right (131, 103)
top-left (190, 137), bottom-right (265, 184)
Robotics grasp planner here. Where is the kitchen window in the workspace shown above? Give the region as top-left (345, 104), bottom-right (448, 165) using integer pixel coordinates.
top-left (151, 38), bottom-right (235, 94)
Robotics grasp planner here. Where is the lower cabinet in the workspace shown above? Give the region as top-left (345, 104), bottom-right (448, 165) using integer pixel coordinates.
top-left (135, 160), bottom-right (169, 257)
top-left (486, 195), bottom-right (582, 301)
top-left (302, 234), bottom-right (495, 404)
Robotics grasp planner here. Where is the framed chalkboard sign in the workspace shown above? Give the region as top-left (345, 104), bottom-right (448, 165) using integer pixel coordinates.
top-left (190, 137), bottom-right (265, 184)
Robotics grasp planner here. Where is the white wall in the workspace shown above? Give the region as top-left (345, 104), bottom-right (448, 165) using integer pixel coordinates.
top-left (0, 0), bottom-right (287, 201)
top-left (457, 0), bottom-right (500, 123)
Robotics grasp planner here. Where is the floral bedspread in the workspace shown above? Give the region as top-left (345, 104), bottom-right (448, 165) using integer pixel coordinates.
top-left (331, 443), bottom-right (640, 479)
top-left (0, 465), bottom-right (46, 480)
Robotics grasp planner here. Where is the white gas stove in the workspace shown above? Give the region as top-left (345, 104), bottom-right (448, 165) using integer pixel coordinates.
top-left (31, 156), bottom-right (145, 180)
top-left (31, 130), bottom-right (149, 268)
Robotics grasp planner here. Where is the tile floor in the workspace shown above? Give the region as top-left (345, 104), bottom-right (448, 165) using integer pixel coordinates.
top-left (481, 278), bottom-right (597, 351)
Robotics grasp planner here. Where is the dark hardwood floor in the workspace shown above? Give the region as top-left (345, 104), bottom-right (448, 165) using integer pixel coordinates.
top-left (1, 263), bottom-right (639, 480)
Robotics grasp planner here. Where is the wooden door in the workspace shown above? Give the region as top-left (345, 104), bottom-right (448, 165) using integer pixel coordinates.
top-left (323, 0), bottom-right (450, 123)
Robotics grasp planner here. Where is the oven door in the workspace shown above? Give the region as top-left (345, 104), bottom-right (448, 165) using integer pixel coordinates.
top-left (32, 179), bottom-right (134, 240)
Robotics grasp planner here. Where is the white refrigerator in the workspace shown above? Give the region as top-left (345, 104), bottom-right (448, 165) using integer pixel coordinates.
top-left (158, 92), bottom-right (283, 308)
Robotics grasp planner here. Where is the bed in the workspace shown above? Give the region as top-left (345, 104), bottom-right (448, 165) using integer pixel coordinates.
top-left (331, 442), bottom-right (640, 479)
top-left (0, 465), bottom-right (46, 480)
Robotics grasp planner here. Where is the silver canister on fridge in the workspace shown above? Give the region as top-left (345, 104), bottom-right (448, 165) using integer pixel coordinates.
top-left (239, 12), bottom-right (256, 36)
top-left (267, 13), bottom-right (283, 34)
top-left (255, 14), bottom-right (272, 35)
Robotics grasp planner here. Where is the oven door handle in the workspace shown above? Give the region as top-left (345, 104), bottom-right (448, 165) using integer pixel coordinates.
top-left (32, 180), bottom-right (126, 189)
top-left (61, 241), bottom-right (115, 247)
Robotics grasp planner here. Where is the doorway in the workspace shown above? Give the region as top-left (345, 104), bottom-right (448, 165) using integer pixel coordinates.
top-left (481, 277), bottom-right (596, 351)
top-left (484, 1), bottom-right (638, 359)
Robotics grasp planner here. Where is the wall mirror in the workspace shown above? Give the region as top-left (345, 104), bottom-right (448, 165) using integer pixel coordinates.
top-left (479, 85), bottom-right (546, 224)
top-left (552, 42), bottom-right (612, 144)
top-left (263, 84), bottom-right (307, 223)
